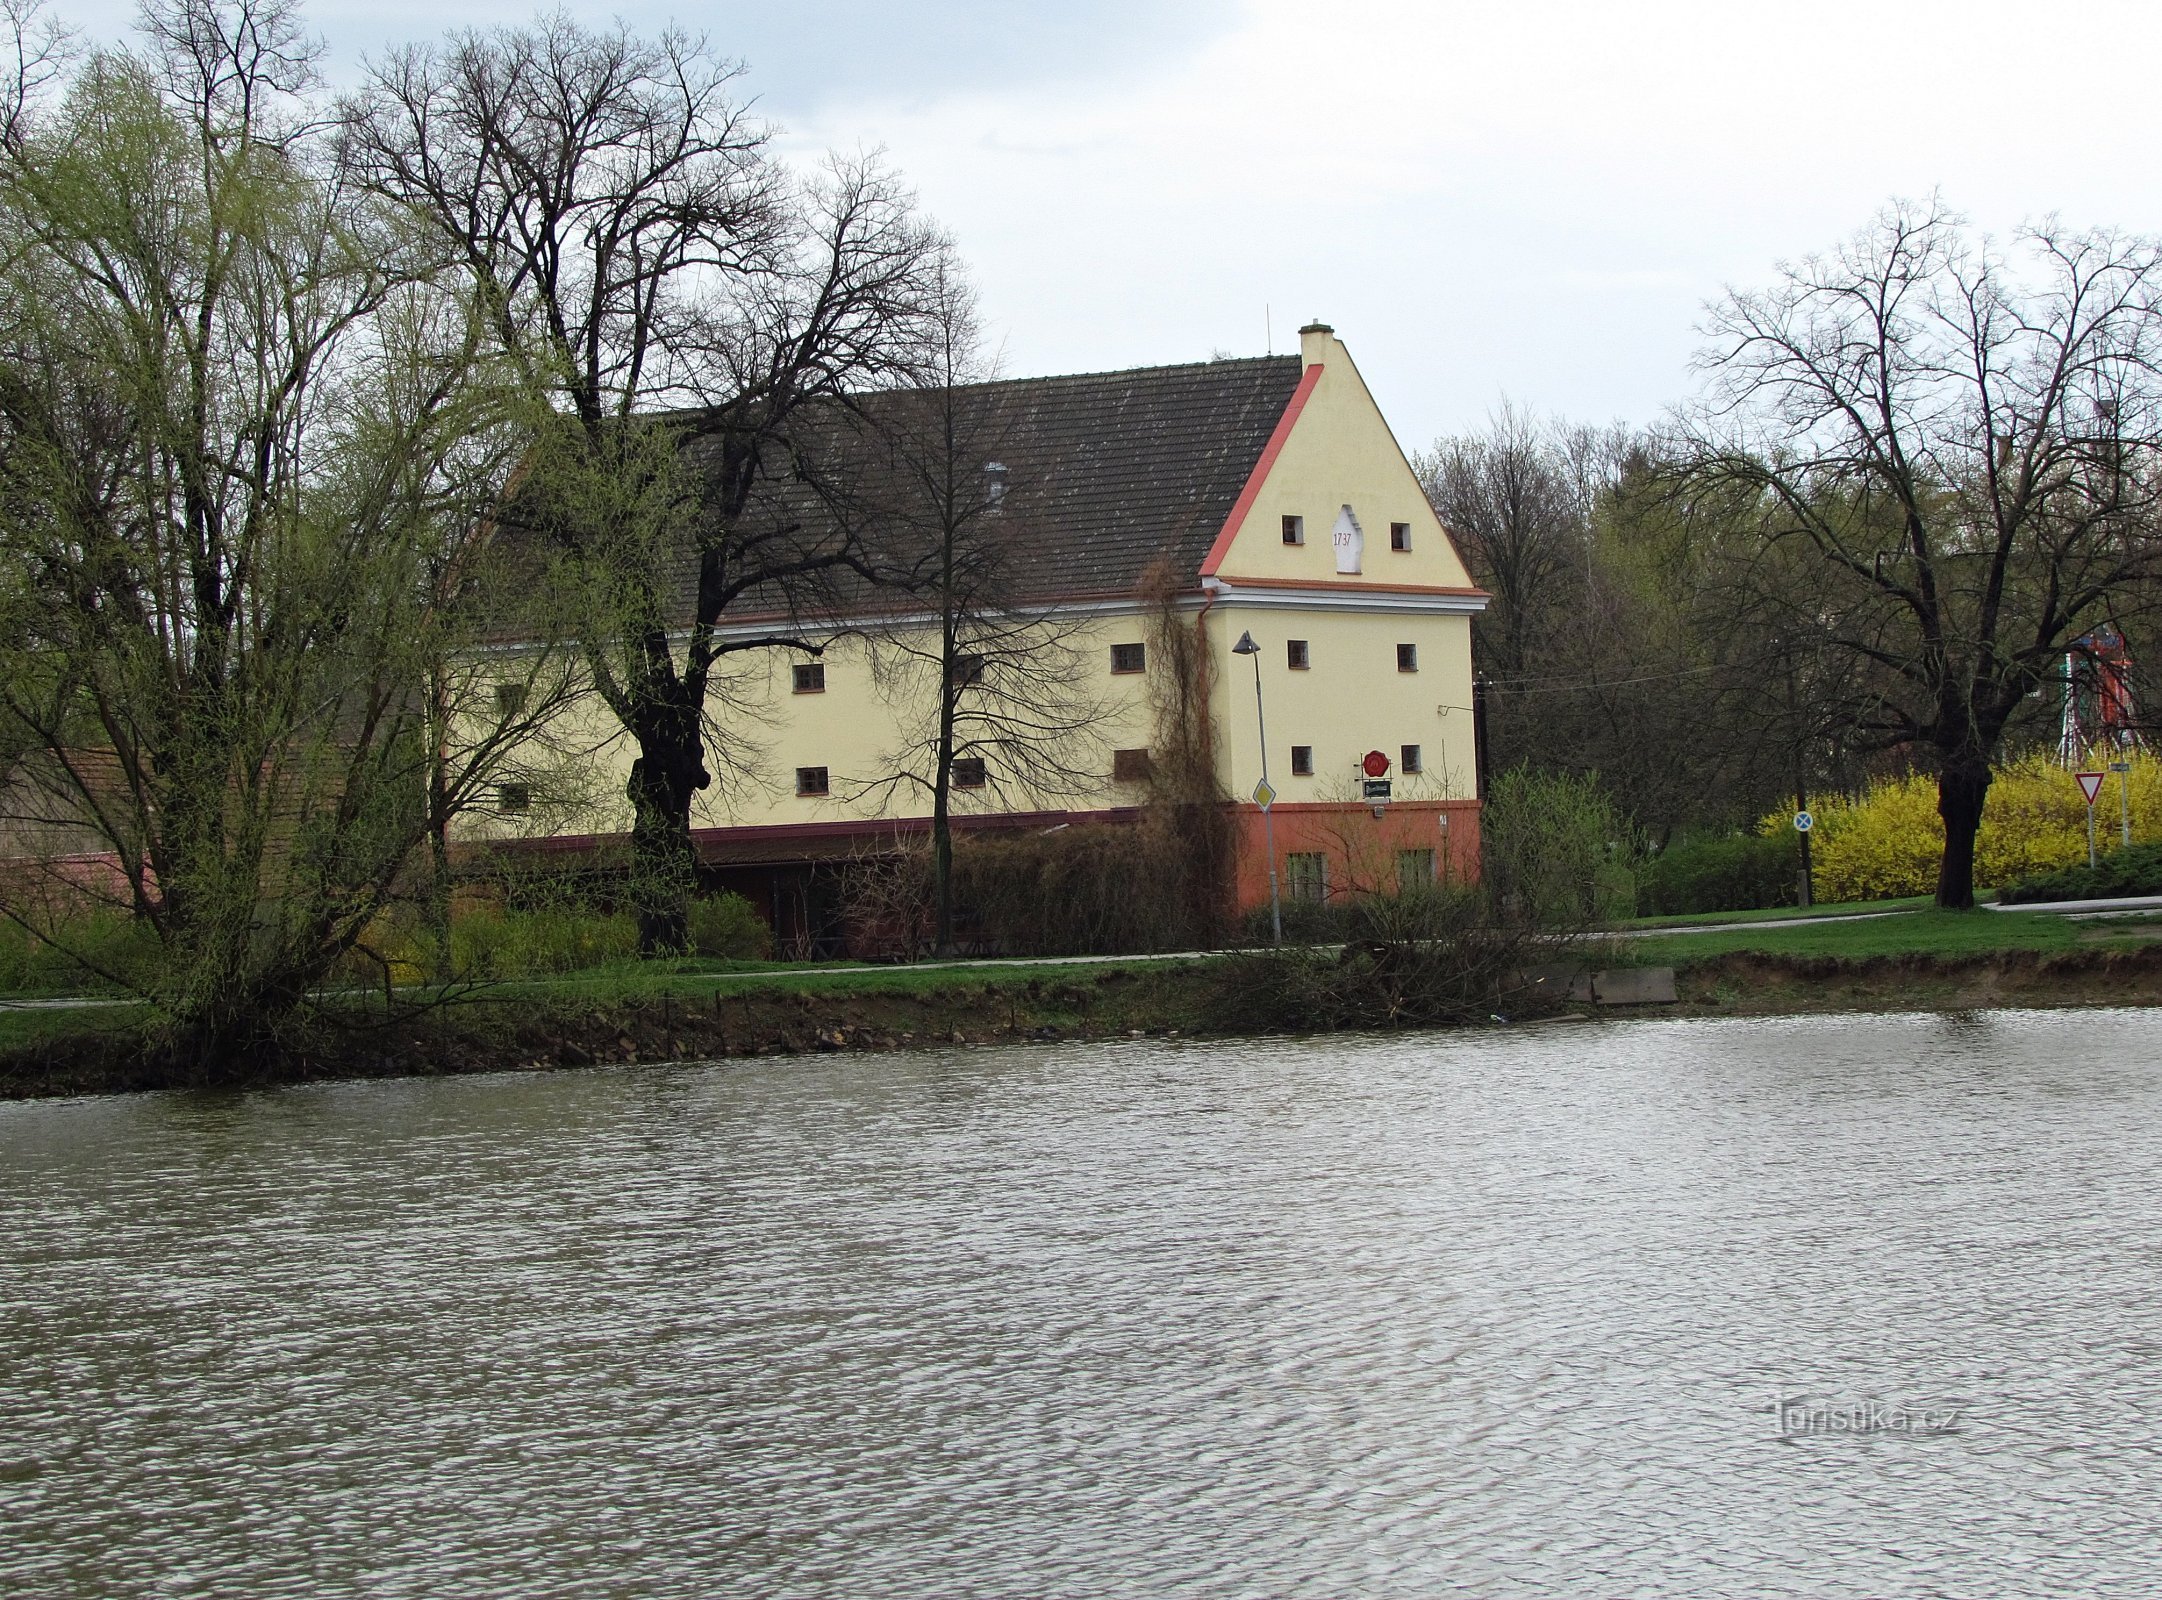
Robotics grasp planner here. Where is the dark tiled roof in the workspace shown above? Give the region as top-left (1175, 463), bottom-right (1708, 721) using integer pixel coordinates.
top-left (930, 355), bottom-right (1302, 597)
top-left (700, 354), bottom-right (1304, 618)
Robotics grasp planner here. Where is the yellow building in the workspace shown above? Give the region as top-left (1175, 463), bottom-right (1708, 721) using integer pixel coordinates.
top-left (481, 323), bottom-right (1487, 952)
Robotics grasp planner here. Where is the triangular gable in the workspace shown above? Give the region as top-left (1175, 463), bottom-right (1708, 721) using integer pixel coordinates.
top-left (1199, 327), bottom-right (1480, 595)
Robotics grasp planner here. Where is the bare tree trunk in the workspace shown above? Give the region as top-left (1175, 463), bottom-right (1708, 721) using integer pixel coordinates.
top-left (1935, 757), bottom-right (1990, 910)
top-left (427, 663), bottom-right (454, 983)
top-left (626, 697), bottom-right (708, 954)
top-left (932, 614), bottom-right (959, 955)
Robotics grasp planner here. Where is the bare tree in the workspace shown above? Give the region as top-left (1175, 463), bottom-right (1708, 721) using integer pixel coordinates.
top-left (1416, 400), bottom-right (1614, 679)
top-left (1675, 200), bottom-right (2162, 906)
top-left (842, 268), bottom-right (1109, 953)
top-left (344, 15), bottom-right (948, 953)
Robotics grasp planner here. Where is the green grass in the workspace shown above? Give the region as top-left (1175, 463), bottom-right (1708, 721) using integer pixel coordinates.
top-left (1617, 894), bottom-right (1939, 930)
top-left (1624, 907), bottom-right (2156, 964)
top-left (0, 1000), bottom-right (155, 1052)
top-left (477, 952), bottom-right (1216, 1007)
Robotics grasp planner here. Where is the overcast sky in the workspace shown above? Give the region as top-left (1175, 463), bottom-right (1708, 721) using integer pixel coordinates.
top-left (58, 0), bottom-right (2162, 447)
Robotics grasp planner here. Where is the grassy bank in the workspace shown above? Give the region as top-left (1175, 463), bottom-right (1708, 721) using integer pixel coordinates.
top-left (10, 902), bottom-right (2162, 1101)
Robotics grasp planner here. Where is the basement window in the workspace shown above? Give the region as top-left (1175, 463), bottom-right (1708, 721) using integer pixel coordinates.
top-left (1390, 521), bottom-right (1412, 552)
top-left (792, 662), bottom-right (825, 694)
top-left (1112, 748), bottom-right (1154, 783)
top-left (1290, 745), bottom-right (1313, 776)
top-left (1396, 642), bottom-right (1419, 673)
top-left (1282, 514), bottom-right (1305, 546)
top-left (1110, 642), bottom-right (1146, 675)
top-left (1401, 743), bottom-right (1423, 775)
top-left (1397, 849), bottom-right (1436, 893)
top-left (795, 766), bottom-right (829, 797)
top-left (953, 756), bottom-right (986, 789)
top-left (1287, 639), bottom-right (1310, 670)
top-left (1287, 851), bottom-right (1328, 903)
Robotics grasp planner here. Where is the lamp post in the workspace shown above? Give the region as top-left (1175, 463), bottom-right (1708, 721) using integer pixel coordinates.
top-left (1232, 630), bottom-right (1282, 944)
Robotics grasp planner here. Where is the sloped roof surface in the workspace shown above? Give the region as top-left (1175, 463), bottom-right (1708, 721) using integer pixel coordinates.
top-left (699, 354), bottom-right (1304, 617)
top-left (939, 354), bottom-right (1302, 596)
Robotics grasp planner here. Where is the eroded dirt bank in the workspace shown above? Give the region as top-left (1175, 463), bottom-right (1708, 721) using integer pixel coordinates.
top-left (7, 948), bottom-right (2162, 1101)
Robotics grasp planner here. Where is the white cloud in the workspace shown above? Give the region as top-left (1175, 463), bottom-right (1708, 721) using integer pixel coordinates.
top-left (788, 0), bottom-right (2162, 444)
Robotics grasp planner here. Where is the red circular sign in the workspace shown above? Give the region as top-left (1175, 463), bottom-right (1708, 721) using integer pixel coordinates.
top-left (1362, 749), bottom-right (1391, 778)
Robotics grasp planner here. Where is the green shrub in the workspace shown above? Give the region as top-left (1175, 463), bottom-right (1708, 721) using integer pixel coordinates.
top-left (1999, 842), bottom-right (2162, 904)
top-left (1481, 766), bottom-right (1638, 927)
top-left (1638, 832), bottom-right (1798, 916)
top-left (450, 905), bottom-right (638, 978)
top-left (0, 909), bottom-right (163, 996)
top-left (687, 892), bottom-right (772, 960)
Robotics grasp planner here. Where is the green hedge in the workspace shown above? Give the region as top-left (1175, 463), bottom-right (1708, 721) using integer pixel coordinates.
top-left (1637, 833), bottom-right (1798, 917)
top-left (1998, 842), bottom-right (2162, 904)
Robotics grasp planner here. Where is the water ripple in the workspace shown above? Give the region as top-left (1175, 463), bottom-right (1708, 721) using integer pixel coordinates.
top-left (5, 1011), bottom-right (2162, 1595)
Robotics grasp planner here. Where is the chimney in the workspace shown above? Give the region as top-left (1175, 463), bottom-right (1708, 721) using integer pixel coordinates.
top-left (1298, 320), bottom-right (1335, 367)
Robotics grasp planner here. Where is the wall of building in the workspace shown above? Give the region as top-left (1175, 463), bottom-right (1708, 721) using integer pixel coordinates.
top-left (458, 610), bottom-right (1169, 844)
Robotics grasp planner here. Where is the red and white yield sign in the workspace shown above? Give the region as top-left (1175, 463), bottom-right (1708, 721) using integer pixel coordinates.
top-left (1362, 749), bottom-right (1391, 778)
top-left (2077, 770), bottom-right (2107, 805)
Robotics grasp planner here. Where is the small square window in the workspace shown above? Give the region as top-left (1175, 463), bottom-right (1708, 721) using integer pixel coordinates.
top-left (1286, 639), bottom-right (1309, 670)
top-left (1112, 747), bottom-right (1154, 782)
top-left (949, 653), bottom-right (985, 687)
top-left (1401, 743), bottom-right (1423, 775)
top-left (792, 662), bottom-right (825, 694)
top-left (1390, 521), bottom-right (1412, 552)
top-left (952, 756), bottom-right (986, 788)
top-left (1396, 642), bottom-right (1419, 673)
top-left (1290, 745), bottom-right (1313, 776)
top-left (497, 781), bottom-right (531, 815)
top-left (795, 766), bottom-right (829, 797)
top-left (1110, 642), bottom-right (1146, 675)
top-left (493, 682), bottom-right (527, 717)
top-left (1282, 514), bottom-right (1304, 546)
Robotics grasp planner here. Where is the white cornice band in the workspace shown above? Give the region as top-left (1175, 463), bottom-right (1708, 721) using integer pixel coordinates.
top-left (1199, 577), bottom-right (1489, 615)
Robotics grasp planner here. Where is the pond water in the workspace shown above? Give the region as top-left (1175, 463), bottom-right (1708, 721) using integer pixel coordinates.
top-left (5, 1010), bottom-right (2162, 1597)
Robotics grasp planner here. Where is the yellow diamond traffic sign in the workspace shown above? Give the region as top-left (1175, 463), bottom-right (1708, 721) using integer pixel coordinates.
top-left (1252, 778), bottom-right (1276, 810)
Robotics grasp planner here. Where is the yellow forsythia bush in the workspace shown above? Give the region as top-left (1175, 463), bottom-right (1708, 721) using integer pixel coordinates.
top-left (1762, 749), bottom-right (2162, 900)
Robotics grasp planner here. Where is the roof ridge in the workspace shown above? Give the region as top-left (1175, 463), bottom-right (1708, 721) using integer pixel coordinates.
top-left (953, 354), bottom-right (1298, 395)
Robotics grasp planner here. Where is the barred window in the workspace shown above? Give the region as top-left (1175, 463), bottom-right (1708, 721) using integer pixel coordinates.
top-left (953, 756), bottom-right (986, 788)
top-left (1112, 748), bottom-right (1153, 782)
top-left (1287, 639), bottom-right (1309, 670)
top-left (795, 766), bottom-right (829, 797)
top-left (497, 782), bottom-right (531, 815)
top-left (1396, 642), bottom-right (1419, 673)
top-left (1110, 642), bottom-right (1146, 674)
top-left (792, 662), bottom-right (825, 694)
top-left (950, 653), bottom-right (985, 687)
top-left (1287, 851), bottom-right (1328, 903)
top-left (493, 682), bottom-right (527, 717)
top-left (1290, 745), bottom-right (1313, 776)
top-left (1401, 743), bottom-right (1423, 775)
top-left (1396, 849), bottom-right (1436, 894)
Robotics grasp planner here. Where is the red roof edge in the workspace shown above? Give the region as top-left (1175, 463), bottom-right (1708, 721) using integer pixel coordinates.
top-left (1197, 363), bottom-right (1323, 579)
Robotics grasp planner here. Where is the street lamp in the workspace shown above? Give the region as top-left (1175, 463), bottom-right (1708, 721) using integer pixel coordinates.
top-left (1231, 629), bottom-right (1283, 944)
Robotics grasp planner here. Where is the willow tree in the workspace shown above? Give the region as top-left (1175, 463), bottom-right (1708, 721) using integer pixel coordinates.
top-left (345, 16), bottom-right (949, 953)
top-left (0, 0), bottom-right (570, 1066)
top-left (1677, 201), bottom-right (2162, 907)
